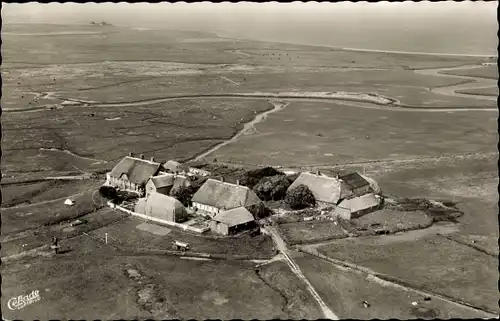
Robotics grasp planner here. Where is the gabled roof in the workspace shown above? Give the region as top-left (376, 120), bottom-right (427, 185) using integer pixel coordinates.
top-left (339, 172), bottom-right (370, 190)
top-left (288, 172), bottom-right (353, 204)
top-left (148, 173), bottom-right (175, 188)
top-left (192, 179), bottom-right (262, 210)
top-left (337, 193), bottom-right (380, 213)
top-left (109, 156), bottom-right (161, 185)
top-left (164, 160), bottom-right (188, 173)
top-left (213, 207), bottom-right (255, 227)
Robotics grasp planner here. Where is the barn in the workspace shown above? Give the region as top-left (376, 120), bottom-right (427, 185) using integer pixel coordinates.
top-left (287, 172), bottom-right (354, 206)
top-left (210, 207), bottom-right (256, 235)
top-left (191, 178), bottom-right (265, 218)
top-left (106, 155), bottom-right (161, 196)
top-left (135, 192), bottom-right (188, 223)
top-left (333, 193), bottom-right (381, 220)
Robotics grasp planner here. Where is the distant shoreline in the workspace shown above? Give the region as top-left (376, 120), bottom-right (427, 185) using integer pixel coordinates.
top-left (219, 35), bottom-right (497, 58)
top-left (4, 22), bottom-right (497, 58)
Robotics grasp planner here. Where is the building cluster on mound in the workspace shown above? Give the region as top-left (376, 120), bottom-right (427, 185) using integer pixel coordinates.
top-left (102, 153), bottom-right (383, 236)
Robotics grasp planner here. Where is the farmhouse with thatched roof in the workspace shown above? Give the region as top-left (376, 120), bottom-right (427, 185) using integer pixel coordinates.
top-left (105, 154), bottom-right (161, 195)
top-left (287, 171), bottom-right (354, 206)
top-left (191, 178), bottom-right (265, 218)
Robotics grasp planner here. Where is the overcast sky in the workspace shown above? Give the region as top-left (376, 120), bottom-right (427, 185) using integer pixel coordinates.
top-left (3, 2), bottom-right (497, 55)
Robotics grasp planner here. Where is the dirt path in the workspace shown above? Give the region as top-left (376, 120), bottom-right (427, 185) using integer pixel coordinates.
top-left (265, 227), bottom-right (340, 320)
top-left (194, 99), bottom-right (289, 161)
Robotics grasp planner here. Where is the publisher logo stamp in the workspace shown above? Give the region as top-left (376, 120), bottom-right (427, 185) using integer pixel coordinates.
top-left (7, 290), bottom-right (41, 310)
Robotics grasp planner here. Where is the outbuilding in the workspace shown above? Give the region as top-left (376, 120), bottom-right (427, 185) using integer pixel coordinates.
top-left (333, 193), bottom-right (381, 220)
top-left (210, 207), bottom-right (256, 235)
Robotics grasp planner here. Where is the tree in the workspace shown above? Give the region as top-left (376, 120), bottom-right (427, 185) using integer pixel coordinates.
top-left (170, 186), bottom-right (192, 207)
top-left (284, 184), bottom-right (316, 210)
top-left (170, 177), bottom-right (207, 207)
top-left (99, 186), bottom-right (118, 200)
top-left (252, 175), bottom-right (290, 201)
top-left (237, 167), bottom-right (285, 189)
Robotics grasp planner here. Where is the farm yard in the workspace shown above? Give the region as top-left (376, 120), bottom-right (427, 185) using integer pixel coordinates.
top-left (2, 21), bottom-right (498, 320)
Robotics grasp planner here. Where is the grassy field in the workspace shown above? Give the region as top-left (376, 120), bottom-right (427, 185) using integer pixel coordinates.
top-left (257, 261), bottom-right (323, 319)
top-left (2, 98), bottom-right (272, 178)
top-left (439, 65), bottom-right (498, 79)
top-left (89, 216), bottom-right (275, 258)
top-left (3, 22), bottom-right (498, 319)
top-left (313, 153), bottom-right (498, 313)
top-left (350, 209), bottom-right (434, 235)
top-left (1, 190), bottom-right (102, 235)
top-left (1, 207), bottom-right (127, 258)
top-left (291, 251), bottom-right (494, 319)
top-left (278, 221), bottom-right (347, 245)
top-left (1, 179), bottom-right (103, 208)
top-left (316, 234), bottom-right (498, 313)
top-left (1, 236), bottom-right (318, 320)
top-left (211, 100), bottom-right (498, 166)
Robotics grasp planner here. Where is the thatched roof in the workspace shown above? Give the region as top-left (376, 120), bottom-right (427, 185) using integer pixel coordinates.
top-left (144, 192), bottom-right (187, 222)
top-left (192, 179), bottom-right (262, 210)
top-left (288, 172), bottom-right (353, 204)
top-left (109, 156), bottom-right (161, 185)
top-left (213, 207), bottom-right (255, 227)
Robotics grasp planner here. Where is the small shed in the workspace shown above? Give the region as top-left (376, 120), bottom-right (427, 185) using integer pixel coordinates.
top-left (333, 193), bottom-right (381, 220)
top-left (210, 207), bottom-right (256, 235)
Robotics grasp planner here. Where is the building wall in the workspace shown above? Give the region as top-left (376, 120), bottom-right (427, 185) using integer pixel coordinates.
top-left (192, 202), bottom-right (220, 217)
top-left (107, 176), bottom-right (144, 195)
top-left (210, 221), bottom-right (229, 235)
top-left (332, 207), bottom-right (351, 220)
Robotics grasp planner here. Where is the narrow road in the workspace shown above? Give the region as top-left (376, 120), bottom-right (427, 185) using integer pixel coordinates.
top-left (264, 226), bottom-right (340, 320)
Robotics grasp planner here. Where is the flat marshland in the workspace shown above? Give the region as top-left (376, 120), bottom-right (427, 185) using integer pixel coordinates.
top-left (1, 22), bottom-right (498, 319)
